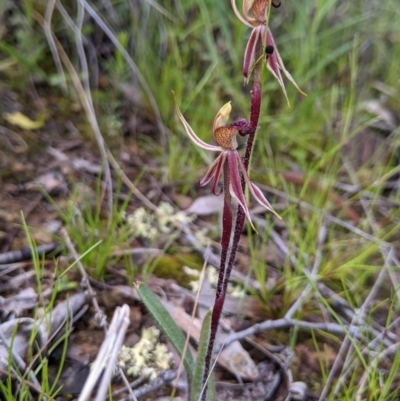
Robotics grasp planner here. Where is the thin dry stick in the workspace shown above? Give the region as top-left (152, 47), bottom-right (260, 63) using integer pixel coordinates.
top-left (112, 375), bottom-right (148, 398)
top-left (0, 368), bottom-right (48, 396)
top-left (49, 132), bottom-right (162, 220)
top-left (269, 228), bottom-right (394, 345)
top-left (110, 248), bottom-right (164, 257)
top-left (355, 341), bottom-right (400, 401)
top-left (78, 305), bottom-right (130, 401)
top-left (219, 225), bottom-right (394, 354)
top-left (342, 155), bottom-right (400, 301)
top-left (61, 227), bottom-right (107, 327)
top-left (106, 150), bottom-right (159, 213)
top-left (78, 0), bottom-right (167, 151)
top-left (34, 10), bottom-right (113, 217)
top-left (118, 374), bottom-right (139, 401)
top-left (364, 315), bottom-right (400, 353)
top-left (119, 370), bottom-right (177, 401)
top-left (334, 247), bottom-right (400, 395)
top-left (0, 328), bottom-right (43, 392)
top-left (284, 224), bottom-right (327, 319)
top-left (54, 0), bottom-right (92, 38)
top-left (43, 0), bottom-right (67, 93)
top-left (221, 318), bottom-right (361, 351)
top-left (75, 2), bottom-right (113, 219)
top-left (0, 243), bottom-right (61, 265)
top-left (332, 156), bottom-right (400, 397)
top-left (322, 248), bottom-right (393, 400)
top-left (94, 305), bottom-right (131, 401)
top-left (257, 183), bottom-right (393, 247)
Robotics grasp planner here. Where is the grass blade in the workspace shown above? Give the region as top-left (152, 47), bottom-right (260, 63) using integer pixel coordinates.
top-left (136, 283), bottom-right (195, 380)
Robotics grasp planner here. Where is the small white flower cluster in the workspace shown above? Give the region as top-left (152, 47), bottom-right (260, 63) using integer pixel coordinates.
top-left (125, 202), bottom-right (195, 240)
top-left (118, 327), bottom-right (173, 380)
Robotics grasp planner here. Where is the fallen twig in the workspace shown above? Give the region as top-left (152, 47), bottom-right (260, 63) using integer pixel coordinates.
top-left (0, 243), bottom-right (62, 265)
top-left (322, 247), bottom-right (394, 400)
top-left (220, 317), bottom-right (361, 350)
top-left (269, 229), bottom-right (394, 347)
top-left (0, 368), bottom-right (48, 396)
top-left (119, 370), bottom-right (177, 401)
top-left (78, 304), bottom-right (130, 401)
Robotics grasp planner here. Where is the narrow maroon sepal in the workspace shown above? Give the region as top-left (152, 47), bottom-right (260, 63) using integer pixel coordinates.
top-left (243, 28), bottom-right (260, 83)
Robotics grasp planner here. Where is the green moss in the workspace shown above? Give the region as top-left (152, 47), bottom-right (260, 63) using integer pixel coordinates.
top-left (152, 252), bottom-right (204, 288)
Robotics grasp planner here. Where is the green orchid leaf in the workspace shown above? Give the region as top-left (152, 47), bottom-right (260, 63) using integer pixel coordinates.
top-left (136, 283), bottom-right (195, 381)
top-left (191, 309), bottom-right (215, 401)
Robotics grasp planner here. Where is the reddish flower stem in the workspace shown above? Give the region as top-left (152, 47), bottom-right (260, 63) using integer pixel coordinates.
top-left (221, 68), bottom-right (262, 312)
top-left (202, 56), bottom-right (263, 398)
top-left (202, 162), bottom-right (232, 396)
top-left (217, 163), bottom-right (232, 299)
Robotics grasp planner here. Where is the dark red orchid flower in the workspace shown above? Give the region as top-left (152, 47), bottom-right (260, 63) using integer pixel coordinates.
top-left (231, 0), bottom-right (306, 105)
top-left (175, 96), bottom-right (280, 230)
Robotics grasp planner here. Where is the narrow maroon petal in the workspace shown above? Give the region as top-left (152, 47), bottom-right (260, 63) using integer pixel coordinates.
top-left (249, 182), bottom-right (281, 219)
top-left (243, 28), bottom-right (260, 83)
top-left (274, 40), bottom-right (307, 97)
top-left (211, 153), bottom-right (226, 195)
top-left (236, 154), bottom-right (281, 219)
top-left (266, 29), bottom-right (306, 105)
top-left (227, 151), bottom-right (257, 231)
top-left (266, 30), bottom-right (289, 105)
top-left (199, 153), bottom-right (224, 188)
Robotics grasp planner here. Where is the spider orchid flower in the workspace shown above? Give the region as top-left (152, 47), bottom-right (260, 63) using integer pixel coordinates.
top-left (175, 98), bottom-right (280, 230)
top-left (231, 0), bottom-right (306, 105)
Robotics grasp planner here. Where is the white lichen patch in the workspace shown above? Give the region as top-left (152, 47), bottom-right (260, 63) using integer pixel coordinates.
top-left (118, 327), bottom-right (173, 380)
top-left (126, 207), bottom-right (158, 240)
top-left (184, 266), bottom-right (202, 292)
top-left (156, 202), bottom-right (194, 228)
top-left (183, 266), bottom-right (201, 278)
top-left (193, 227), bottom-right (212, 247)
top-left (124, 202), bottom-right (195, 240)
